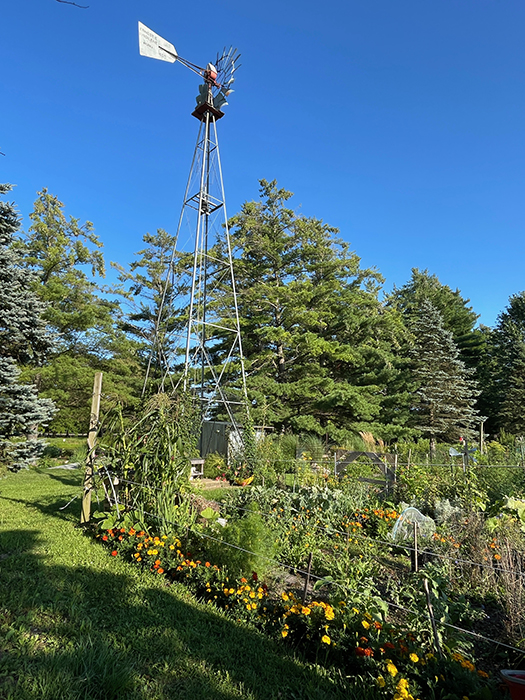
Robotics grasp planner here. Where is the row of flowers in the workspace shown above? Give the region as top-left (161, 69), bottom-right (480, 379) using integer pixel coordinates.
top-left (94, 524), bottom-right (497, 700)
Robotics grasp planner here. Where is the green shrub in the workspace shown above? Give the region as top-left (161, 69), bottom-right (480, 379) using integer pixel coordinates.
top-left (208, 506), bottom-right (277, 579)
top-left (203, 452), bottom-right (226, 479)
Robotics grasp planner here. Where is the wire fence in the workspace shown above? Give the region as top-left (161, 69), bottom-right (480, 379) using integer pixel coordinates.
top-left (91, 466), bottom-right (525, 658)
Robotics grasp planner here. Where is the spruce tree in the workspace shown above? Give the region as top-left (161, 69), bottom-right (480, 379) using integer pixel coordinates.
top-left (499, 341), bottom-right (525, 435)
top-left (0, 184), bottom-right (55, 471)
top-left (487, 292), bottom-right (525, 434)
top-left (387, 268), bottom-right (483, 369)
top-left (411, 300), bottom-right (479, 453)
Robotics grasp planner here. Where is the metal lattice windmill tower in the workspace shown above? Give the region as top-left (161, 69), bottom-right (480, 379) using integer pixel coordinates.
top-left (138, 22), bottom-right (248, 430)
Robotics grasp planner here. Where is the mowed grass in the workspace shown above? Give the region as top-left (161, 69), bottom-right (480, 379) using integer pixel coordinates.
top-left (0, 467), bottom-right (375, 700)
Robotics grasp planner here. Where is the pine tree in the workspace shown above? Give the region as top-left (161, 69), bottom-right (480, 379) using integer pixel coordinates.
top-left (0, 184), bottom-right (55, 471)
top-left (411, 300), bottom-right (479, 453)
top-left (112, 228), bottom-right (191, 390)
top-left (209, 180), bottom-right (405, 442)
top-left (19, 189), bottom-right (144, 432)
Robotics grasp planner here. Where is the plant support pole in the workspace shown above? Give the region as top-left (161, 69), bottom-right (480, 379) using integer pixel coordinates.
top-left (81, 372), bottom-right (102, 525)
top-left (423, 577), bottom-right (443, 658)
top-left (302, 552), bottom-right (314, 604)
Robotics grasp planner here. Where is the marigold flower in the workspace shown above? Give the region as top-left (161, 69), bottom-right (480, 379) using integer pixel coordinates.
top-left (361, 620), bottom-right (370, 630)
top-left (387, 661), bottom-right (398, 677)
top-left (321, 635), bottom-right (331, 645)
top-left (409, 653), bottom-right (419, 663)
top-left (281, 629), bottom-right (288, 638)
top-left (111, 551), bottom-right (118, 556)
top-left (377, 676), bottom-right (386, 688)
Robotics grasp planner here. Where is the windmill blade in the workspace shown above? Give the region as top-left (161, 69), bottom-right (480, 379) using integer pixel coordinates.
top-left (449, 447), bottom-right (463, 457)
top-left (138, 22), bottom-right (178, 63)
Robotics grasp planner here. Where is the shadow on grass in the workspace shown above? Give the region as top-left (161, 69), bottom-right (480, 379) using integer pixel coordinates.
top-left (44, 471), bottom-right (83, 489)
top-left (0, 529), bottom-right (361, 700)
top-left (0, 495), bottom-right (81, 525)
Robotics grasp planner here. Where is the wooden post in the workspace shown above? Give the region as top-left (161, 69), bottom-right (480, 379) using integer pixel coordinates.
top-left (302, 551), bottom-right (314, 604)
top-left (80, 372), bottom-right (103, 525)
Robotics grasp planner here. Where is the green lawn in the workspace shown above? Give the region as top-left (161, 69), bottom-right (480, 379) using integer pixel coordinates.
top-left (0, 467), bottom-right (374, 700)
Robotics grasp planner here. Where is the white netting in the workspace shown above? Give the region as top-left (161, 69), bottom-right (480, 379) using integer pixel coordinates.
top-left (390, 507), bottom-right (436, 542)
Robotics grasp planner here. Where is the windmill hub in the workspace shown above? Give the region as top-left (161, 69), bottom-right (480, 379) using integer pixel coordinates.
top-left (205, 63), bottom-right (218, 83)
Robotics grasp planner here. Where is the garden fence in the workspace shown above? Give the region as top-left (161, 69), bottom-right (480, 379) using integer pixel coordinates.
top-left (89, 465), bottom-right (525, 660)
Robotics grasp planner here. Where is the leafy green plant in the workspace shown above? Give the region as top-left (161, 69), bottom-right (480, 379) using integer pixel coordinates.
top-left (100, 392), bottom-right (198, 526)
top-left (205, 506), bottom-right (277, 579)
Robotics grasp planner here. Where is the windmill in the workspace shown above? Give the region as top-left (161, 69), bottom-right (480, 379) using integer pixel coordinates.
top-left (138, 22), bottom-right (248, 447)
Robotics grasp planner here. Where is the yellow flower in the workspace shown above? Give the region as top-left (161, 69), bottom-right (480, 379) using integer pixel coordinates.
top-left (409, 653), bottom-right (419, 663)
top-left (282, 592), bottom-right (289, 601)
top-left (321, 635), bottom-right (331, 645)
top-left (387, 661), bottom-right (398, 677)
top-left (324, 606), bottom-right (335, 620)
top-left (377, 676), bottom-right (386, 688)
top-left (302, 606), bottom-right (311, 615)
top-left (281, 629), bottom-right (288, 638)
top-left (361, 620), bottom-right (370, 630)
top-left (352, 607), bottom-right (359, 614)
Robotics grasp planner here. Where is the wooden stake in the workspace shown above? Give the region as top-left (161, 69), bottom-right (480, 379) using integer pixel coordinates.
top-left (411, 521), bottom-right (419, 573)
top-left (302, 551), bottom-right (313, 604)
top-left (80, 372), bottom-right (103, 525)
top-left (423, 577), bottom-right (443, 658)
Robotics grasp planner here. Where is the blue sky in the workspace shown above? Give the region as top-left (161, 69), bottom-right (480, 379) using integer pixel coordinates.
top-left (1, 0), bottom-right (524, 327)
